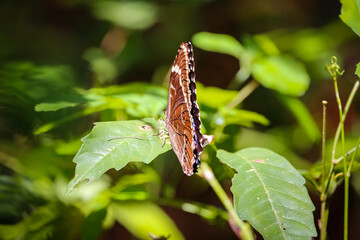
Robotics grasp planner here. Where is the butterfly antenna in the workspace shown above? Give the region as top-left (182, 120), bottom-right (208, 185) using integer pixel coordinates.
top-left (145, 90), bottom-right (167, 109)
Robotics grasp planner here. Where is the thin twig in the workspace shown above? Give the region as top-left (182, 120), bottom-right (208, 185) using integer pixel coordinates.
top-left (335, 142), bottom-right (360, 164)
top-left (200, 162), bottom-right (254, 240)
top-left (331, 80), bottom-right (359, 162)
top-left (320, 100), bottom-right (328, 240)
top-left (226, 80), bottom-right (259, 109)
top-left (158, 198), bottom-right (229, 221)
top-left (327, 56), bottom-right (348, 240)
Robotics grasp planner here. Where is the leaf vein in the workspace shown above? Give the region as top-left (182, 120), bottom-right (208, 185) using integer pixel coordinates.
top-left (238, 152), bottom-right (288, 240)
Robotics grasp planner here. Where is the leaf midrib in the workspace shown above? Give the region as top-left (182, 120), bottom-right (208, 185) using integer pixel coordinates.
top-left (238, 152), bottom-right (288, 239)
top-left (70, 136), bottom-right (145, 191)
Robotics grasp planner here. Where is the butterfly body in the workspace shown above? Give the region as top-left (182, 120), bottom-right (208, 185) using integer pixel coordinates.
top-left (165, 42), bottom-right (213, 176)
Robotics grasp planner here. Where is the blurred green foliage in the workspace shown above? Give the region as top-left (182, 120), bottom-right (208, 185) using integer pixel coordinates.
top-left (0, 0), bottom-right (360, 239)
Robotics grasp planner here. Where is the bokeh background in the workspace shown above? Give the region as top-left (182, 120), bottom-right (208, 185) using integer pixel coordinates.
top-left (1, 0), bottom-right (360, 239)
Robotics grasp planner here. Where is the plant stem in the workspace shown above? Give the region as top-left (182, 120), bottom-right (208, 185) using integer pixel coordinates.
top-left (321, 101), bottom-right (327, 189)
top-left (335, 141), bottom-right (360, 164)
top-left (226, 80), bottom-right (259, 109)
top-left (333, 74), bottom-right (348, 240)
top-left (320, 100), bottom-right (328, 240)
top-left (330, 80), bottom-right (359, 162)
top-left (227, 52), bottom-right (253, 90)
top-left (325, 79), bottom-right (358, 194)
top-left (200, 162), bottom-right (254, 240)
top-left (158, 198), bottom-right (229, 221)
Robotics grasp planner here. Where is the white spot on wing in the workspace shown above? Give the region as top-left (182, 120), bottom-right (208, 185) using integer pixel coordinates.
top-left (171, 64), bottom-right (181, 76)
top-left (170, 83), bottom-right (175, 91)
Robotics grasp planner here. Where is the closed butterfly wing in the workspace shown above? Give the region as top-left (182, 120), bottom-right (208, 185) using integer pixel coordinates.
top-left (165, 42), bottom-right (213, 176)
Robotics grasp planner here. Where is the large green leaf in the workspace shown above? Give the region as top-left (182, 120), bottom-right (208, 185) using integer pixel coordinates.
top-left (340, 0), bottom-right (360, 37)
top-left (91, 1), bottom-right (158, 30)
top-left (251, 55), bottom-right (310, 96)
top-left (34, 83), bottom-right (167, 134)
top-left (217, 148), bottom-right (317, 240)
top-left (67, 118), bottom-right (171, 194)
top-left (104, 201), bottom-right (184, 240)
top-left (35, 83), bottom-right (166, 112)
top-left (192, 32), bottom-right (244, 59)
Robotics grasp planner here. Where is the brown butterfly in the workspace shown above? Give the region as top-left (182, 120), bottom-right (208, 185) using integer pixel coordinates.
top-left (163, 41), bottom-right (213, 176)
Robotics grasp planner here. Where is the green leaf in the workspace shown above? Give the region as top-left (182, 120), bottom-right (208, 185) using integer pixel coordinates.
top-left (105, 201), bottom-right (184, 240)
top-left (81, 209), bottom-right (107, 240)
top-left (192, 32), bottom-right (244, 59)
top-left (252, 55), bottom-right (310, 96)
top-left (35, 83), bottom-right (167, 112)
top-left (35, 101), bottom-right (79, 111)
top-left (83, 47), bottom-right (118, 84)
top-left (217, 148), bottom-right (317, 240)
top-left (340, 0), bottom-right (360, 37)
top-left (34, 93), bottom-right (104, 112)
top-left (34, 83), bottom-right (167, 134)
top-left (66, 118), bottom-right (171, 194)
top-left (233, 128), bottom-right (311, 169)
top-left (277, 95), bottom-right (320, 142)
top-left (92, 1), bottom-right (158, 30)
top-left (356, 62), bottom-right (360, 78)
top-left (219, 107), bottom-right (270, 127)
top-left (196, 83), bottom-right (238, 108)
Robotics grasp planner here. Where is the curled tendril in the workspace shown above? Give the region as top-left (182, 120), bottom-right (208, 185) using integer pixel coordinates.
top-left (325, 56), bottom-right (345, 79)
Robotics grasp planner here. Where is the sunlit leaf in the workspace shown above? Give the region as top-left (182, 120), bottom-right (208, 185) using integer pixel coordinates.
top-left (34, 83), bottom-right (167, 134)
top-left (55, 139), bottom-right (84, 155)
top-left (234, 128), bottom-right (311, 169)
top-left (35, 101), bottom-right (79, 111)
top-left (92, 1), bottom-right (158, 30)
top-left (67, 118), bottom-right (171, 194)
top-left (192, 32), bottom-right (244, 59)
top-left (34, 93), bottom-right (102, 112)
top-left (83, 47), bottom-right (118, 84)
top-left (252, 55), bottom-right (310, 96)
top-left (265, 29), bottom-right (335, 61)
top-left (118, 93), bottom-right (165, 118)
top-left (340, 0), bottom-right (360, 37)
top-left (219, 107), bottom-right (270, 126)
top-left (35, 83), bottom-right (166, 112)
top-left (254, 34), bottom-right (280, 55)
top-left (104, 202), bottom-right (184, 240)
top-left (217, 148), bottom-right (317, 240)
top-left (196, 83), bottom-right (237, 108)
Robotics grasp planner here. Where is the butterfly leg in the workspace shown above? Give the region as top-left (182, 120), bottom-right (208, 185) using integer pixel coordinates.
top-left (158, 118), bottom-right (170, 147)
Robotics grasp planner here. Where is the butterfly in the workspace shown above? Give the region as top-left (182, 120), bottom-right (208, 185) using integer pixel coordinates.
top-left (163, 41), bottom-right (213, 176)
